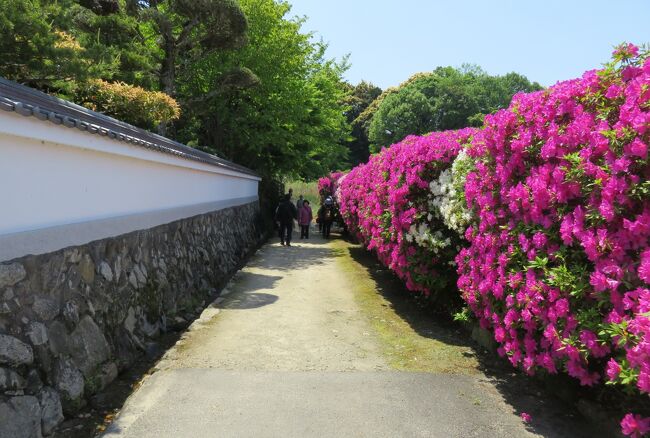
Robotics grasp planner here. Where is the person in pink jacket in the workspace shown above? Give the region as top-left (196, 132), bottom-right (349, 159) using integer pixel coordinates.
top-left (298, 200), bottom-right (313, 239)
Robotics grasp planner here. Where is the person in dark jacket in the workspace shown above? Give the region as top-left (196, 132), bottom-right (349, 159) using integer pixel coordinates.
top-left (323, 205), bottom-right (334, 238)
top-left (275, 194), bottom-right (298, 246)
top-left (318, 197), bottom-right (335, 239)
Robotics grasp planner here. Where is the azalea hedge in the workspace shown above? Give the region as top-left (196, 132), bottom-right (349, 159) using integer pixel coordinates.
top-left (338, 129), bottom-right (476, 306)
top-left (318, 171), bottom-right (345, 201)
top-left (337, 45), bottom-right (650, 436)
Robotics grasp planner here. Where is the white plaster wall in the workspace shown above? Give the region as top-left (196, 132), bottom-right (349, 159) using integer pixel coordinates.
top-left (0, 111), bottom-right (260, 261)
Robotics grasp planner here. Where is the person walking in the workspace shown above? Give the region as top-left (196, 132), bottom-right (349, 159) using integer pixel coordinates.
top-left (296, 195), bottom-right (304, 210)
top-left (317, 205), bottom-right (323, 232)
top-left (322, 206), bottom-right (333, 239)
top-left (275, 194), bottom-right (297, 246)
top-left (319, 197), bottom-right (334, 239)
top-left (298, 200), bottom-right (313, 239)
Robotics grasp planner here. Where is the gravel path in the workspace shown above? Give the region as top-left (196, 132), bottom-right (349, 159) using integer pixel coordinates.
top-left (103, 228), bottom-right (600, 438)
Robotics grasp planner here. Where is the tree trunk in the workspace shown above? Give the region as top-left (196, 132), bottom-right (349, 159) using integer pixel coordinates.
top-left (157, 37), bottom-right (176, 136)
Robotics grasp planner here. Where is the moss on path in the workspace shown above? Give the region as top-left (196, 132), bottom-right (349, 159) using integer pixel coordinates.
top-left (334, 239), bottom-right (480, 374)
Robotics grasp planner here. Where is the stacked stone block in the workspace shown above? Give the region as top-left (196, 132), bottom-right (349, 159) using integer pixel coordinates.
top-left (0, 202), bottom-right (260, 437)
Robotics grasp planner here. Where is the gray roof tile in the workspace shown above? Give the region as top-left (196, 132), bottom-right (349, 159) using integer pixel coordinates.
top-left (0, 77), bottom-right (259, 178)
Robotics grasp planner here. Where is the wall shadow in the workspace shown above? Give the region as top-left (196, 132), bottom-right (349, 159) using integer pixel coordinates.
top-left (218, 292), bottom-right (279, 310)
top-left (53, 256), bottom-right (283, 436)
top-left (269, 221), bottom-right (347, 245)
top-left (346, 243), bottom-right (605, 438)
top-left (227, 271), bottom-right (283, 293)
top-left (247, 238), bottom-right (345, 272)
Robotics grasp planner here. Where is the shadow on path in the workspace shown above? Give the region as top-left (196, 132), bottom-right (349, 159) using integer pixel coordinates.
top-left (226, 271), bottom-right (283, 292)
top-left (345, 242), bottom-right (605, 438)
top-left (218, 292), bottom-right (279, 310)
top-left (216, 272), bottom-right (281, 309)
top-left (51, 257), bottom-right (288, 436)
top-left (248, 238), bottom-right (345, 272)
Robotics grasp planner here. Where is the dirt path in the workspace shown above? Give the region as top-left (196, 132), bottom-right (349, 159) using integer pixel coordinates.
top-left (102, 228), bottom-right (600, 438)
top-left (154, 238), bottom-right (387, 372)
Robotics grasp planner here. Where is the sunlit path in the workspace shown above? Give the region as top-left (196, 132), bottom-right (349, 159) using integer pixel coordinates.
top-left (103, 228), bottom-right (596, 438)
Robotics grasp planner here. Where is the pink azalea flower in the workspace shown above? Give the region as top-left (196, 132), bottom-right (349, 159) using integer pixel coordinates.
top-left (626, 138), bottom-right (648, 159)
top-left (605, 84), bottom-right (622, 99)
top-left (606, 358), bottom-right (622, 381)
top-left (638, 369), bottom-right (650, 393)
top-left (621, 413), bottom-right (650, 437)
top-left (639, 250), bottom-right (650, 284)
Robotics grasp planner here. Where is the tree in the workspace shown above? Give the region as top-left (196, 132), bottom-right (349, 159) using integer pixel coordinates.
top-left (342, 81), bottom-right (382, 166)
top-left (368, 67), bottom-right (543, 151)
top-left (353, 73), bottom-right (431, 152)
top-left (70, 2), bottom-right (159, 89)
top-left (0, 0), bottom-right (161, 96)
top-left (0, 0), bottom-right (105, 93)
top-left (176, 0), bottom-right (350, 180)
top-left (0, 0), bottom-right (183, 129)
top-left (369, 83), bottom-right (434, 148)
top-left (129, 0), bottom-right (250, 98)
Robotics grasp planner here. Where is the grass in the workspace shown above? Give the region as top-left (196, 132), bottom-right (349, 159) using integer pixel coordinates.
top-left (286, 180), bottom-right (320, 211)
top-left (333, 239), bottom-right (480, 374)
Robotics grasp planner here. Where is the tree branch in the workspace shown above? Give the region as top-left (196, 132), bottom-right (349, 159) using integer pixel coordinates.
top-left (176, 17), bottom-right (199, 49)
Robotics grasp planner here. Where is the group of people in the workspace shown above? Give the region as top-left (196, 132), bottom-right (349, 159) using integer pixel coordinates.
top-left (274, 189), bottom-right (336, 246)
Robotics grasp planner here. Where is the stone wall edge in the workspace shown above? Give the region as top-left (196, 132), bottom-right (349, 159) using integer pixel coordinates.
top-left (0, 197), bottom-right (259, 263)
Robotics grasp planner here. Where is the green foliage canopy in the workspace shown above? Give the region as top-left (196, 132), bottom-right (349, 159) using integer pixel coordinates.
top-left (342, 81), bottom-right (382, 167)
top-left (0, 0), bottom-right (159, 94)
top-left (176, 0), bottom-right (350, 180)
top-left (368, 66), bottom-right (543, 151)
top-left (132, 0), bottom-right (249, 97)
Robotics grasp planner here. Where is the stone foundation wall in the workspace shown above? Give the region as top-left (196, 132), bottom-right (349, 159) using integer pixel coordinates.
top-left (0, 202), bottom-right (262, 437)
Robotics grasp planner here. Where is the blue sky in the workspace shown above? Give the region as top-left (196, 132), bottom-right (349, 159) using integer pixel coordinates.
top-left (287, 0), bottom-right (650, 89)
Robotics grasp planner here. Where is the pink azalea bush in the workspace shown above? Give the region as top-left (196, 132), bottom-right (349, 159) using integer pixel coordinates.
top-left (456, 45), bottom-right (650, 434)
top-left (338, 128), bottom-right (476, 304)
top-left (318, 171), bottom-right (345, 201)
top-left (337, 44), bottom-right (650, 435)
